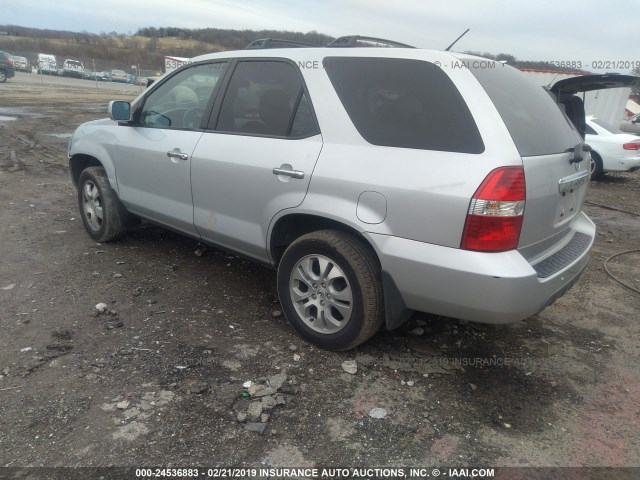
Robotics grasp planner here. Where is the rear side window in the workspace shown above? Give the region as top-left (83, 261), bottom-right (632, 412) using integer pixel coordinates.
top-left (466, 59), bottom-right (583, 157)
top-left (323, 57), bottom-right (484, 153)
top-left (216, 60), bottom-right (318, 138)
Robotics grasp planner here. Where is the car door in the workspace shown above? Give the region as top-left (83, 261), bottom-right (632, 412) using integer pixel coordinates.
top-left (114, 61), bottom-right (228, 235)
top-left (191, 59), bottom-right (322, 261)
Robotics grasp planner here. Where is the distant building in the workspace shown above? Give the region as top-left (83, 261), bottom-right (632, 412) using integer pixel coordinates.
top-left (625, 98), bottom-right (640, 118)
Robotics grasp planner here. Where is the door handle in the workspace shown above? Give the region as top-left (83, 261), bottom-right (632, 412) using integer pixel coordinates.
top-left (167, 149), bottom-right (189, 161)
top-left (272, 167), bottom-right (305, 179)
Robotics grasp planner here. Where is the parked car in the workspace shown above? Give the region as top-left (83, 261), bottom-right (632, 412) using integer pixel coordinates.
top-left (63, 59), bottom-right (84, 78)
top-left (585, 116), bottom-right (640, 179)
top-left (110, 69), bottom-right (129, 83)
top-left (36, 53), bottom-right (57, 74)
top-left (69, 36), bottom-right (597, 350)
top-left (0, 50), bottom-right (15, 82)
top-left (85, 70), bottom-right (110, 81)
top-left (620, 112), bottom-right (640, 135)
top-left (91, 71), bottom-right (109, 81)
top-left (12, 55), bottom-right (29, 72)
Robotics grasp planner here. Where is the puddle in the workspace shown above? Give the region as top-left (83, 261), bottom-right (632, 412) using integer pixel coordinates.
top-left (44, 133), bottom-right (73, 139)
top-left (0, 115), bottom-right (17, 121)
top-left (0, 107), bottom-right (43, 119)
top-left (69, 104), bottom-right (106, 112)
top-left (0, 107), bottom-right (28, 114)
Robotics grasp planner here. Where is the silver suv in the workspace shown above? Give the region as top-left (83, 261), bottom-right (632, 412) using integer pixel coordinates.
top-left (68, 36), bottom-right (595, 350)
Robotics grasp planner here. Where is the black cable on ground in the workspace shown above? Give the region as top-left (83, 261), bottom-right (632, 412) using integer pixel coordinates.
top-left (603, 249), bottom-right (640, 295)
top-left (584, 201), bottom-right (640, 217)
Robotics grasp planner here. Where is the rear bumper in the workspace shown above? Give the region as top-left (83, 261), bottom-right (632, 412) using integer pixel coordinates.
top-left (366, 211), bottom-right (595, 326)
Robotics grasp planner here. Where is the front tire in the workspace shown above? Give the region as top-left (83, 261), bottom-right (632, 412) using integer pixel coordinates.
top-left (77, 166), bottom-right (133, 242)
top-left (277, 230), bottom-right (384, 351)
top-left (0, 71), bottom-right (6, 83)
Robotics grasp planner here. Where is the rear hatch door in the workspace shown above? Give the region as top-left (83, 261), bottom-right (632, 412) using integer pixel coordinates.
top-left (549, 73), bottom-right (638, 96)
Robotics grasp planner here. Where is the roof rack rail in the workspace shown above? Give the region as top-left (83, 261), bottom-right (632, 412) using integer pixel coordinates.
top-left (327, 35), bottom-right (415, 49)
top-left (245, 38), bottom-right (320, 49)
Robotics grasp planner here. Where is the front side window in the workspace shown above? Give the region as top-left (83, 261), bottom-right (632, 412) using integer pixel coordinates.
top-left (139, 62), bottom-right (227, 129)
top-left (215, 61), bottom-right (318, 138)
top-left (323, 57), bottom-right (484, 153)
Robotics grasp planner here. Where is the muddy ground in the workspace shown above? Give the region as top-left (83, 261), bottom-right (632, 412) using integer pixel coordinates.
top-left (1, 72), bottom-right (639, 474)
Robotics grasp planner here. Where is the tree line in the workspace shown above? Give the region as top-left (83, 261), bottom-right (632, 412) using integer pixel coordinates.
top-left (1, 23), bottom-right (638, 88)
top-left (135, 26), bottom-right (333, 50)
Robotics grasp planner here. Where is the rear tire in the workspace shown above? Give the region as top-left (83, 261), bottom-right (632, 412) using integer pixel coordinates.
top-left (0, 71), bottom-right (6, 83)
top-left (590, 151), bottom-right (604, 180)
top-left (77, 166), bottom-right (135, 242)
top-left (277, 230), bottom-right (384, 351)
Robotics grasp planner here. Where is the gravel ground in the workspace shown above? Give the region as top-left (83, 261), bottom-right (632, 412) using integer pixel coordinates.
top-left (1, 72), bottom-right (639, 476)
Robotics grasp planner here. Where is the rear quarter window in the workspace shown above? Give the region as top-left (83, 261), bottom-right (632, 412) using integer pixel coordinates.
top-left (466, 59), bottom-right (583, 157)
top-left (323, 57), bottom-right (484, 154)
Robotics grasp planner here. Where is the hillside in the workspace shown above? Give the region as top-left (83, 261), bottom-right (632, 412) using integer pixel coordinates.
top-left (0, 24), bottom-right (598, 76)
top-left (0, 25), bottom-right (333, 74)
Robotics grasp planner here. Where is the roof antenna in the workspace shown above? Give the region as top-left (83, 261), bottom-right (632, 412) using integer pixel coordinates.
top-left (445, 28), bottom-right (470, 52)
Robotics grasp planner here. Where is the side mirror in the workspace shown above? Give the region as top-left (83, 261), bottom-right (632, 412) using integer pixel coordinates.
top-left (108, 101), bottom-right (131, 121)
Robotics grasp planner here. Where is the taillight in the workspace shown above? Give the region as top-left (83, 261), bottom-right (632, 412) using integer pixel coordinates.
top-left (623, 142), bottom-right (640, 150)
top-left (461, 166), bottom-right (526, 252)
top-left (7, 57), bottom-right (13, 65)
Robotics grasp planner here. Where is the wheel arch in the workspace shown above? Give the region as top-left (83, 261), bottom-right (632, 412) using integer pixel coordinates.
top-left (69, 154), bottom-right (104, 187)
top-left (269, 213), bottom-right (376, 266)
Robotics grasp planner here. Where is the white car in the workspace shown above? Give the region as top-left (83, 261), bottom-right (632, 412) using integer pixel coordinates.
top-left (585, 116), bottom-right (640, 179)
top-left (110, 69), bottom-right (129, 83)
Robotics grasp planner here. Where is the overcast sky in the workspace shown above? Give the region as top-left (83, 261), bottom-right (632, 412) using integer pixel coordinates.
top-left (2, 0), bottom-right (639, 71)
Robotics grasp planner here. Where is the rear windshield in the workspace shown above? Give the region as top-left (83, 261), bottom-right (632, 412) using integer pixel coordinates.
top-left (323, 57), bottom-right (484, 154)
top-left (466, 59), bottom-right (582, 157)
top-left (592, 118), bottom-right (623, 134)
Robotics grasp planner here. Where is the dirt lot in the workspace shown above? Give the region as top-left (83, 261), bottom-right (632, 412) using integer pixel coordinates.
top-left (1, 71), bottom-right (640, 474)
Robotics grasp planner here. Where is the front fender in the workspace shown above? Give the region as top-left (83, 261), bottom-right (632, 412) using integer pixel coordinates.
top-left (68, 119), bottom-right (120, 191)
